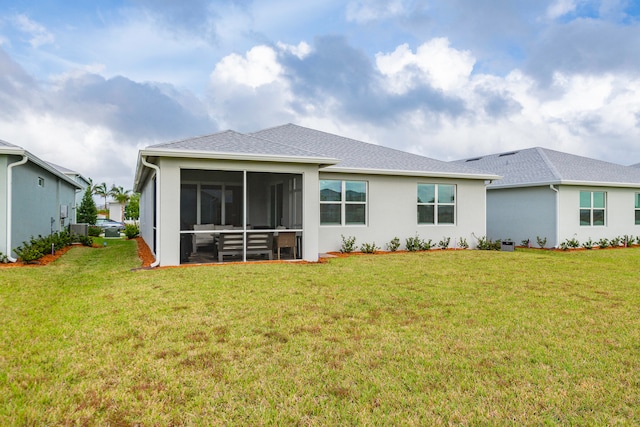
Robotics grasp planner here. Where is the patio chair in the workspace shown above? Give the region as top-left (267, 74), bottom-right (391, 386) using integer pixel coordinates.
top-left (275, 231), bottom-right (296, 260)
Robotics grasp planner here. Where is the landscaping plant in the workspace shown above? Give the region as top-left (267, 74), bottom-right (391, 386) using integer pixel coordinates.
top-left (340, 235), bottom-right (356, 253)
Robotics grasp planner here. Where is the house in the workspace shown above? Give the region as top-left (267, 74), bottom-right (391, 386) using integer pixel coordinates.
top-left (133, 124), bottom-right (499, 266)
top-left (48, 162), bottom-right (91, 223)
top-left (1, 140), bottom-right (82, 261)
top-left (454, 147), bottom-right (640, 247)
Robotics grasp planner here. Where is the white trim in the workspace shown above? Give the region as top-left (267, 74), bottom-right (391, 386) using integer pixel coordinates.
top-left (322, 166), bottom-right (500, 181)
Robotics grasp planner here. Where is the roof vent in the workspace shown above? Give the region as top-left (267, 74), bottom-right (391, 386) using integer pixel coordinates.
top-left (499, 151), bottom-right (518, 157)
top-left (465, 157), bottom-right (482, 162)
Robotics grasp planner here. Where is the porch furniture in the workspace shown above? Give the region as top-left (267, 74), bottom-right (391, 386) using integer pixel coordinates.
top-left (192, 224), bottom-right (216, 253)
top-left (275, 231), bottom-right (296, 260)
top-left (218, 232), bottom-right (273, 262)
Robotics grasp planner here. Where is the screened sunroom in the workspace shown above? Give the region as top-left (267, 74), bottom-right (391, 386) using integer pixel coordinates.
top-left (179, 169), bottom-right (303, 264)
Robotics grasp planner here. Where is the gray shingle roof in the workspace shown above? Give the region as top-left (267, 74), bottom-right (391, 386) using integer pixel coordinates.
top-left (0, 139), bottom-right (21, 149)
top-left (148, 129), bottom-right (333, 160)
top-left (251, 124), bottom-right (495, 177)
top-left (454, 147), bottom-right (640, 188)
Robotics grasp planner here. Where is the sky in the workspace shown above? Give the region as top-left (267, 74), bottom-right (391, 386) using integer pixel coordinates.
top-left (1, 0), bottom-right (640, 188)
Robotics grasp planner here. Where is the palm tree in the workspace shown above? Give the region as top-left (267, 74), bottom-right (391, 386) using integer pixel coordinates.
top-left (109, 185), bottom-right (131, 221)
top-left (92, 182), bottom-right (109, 214)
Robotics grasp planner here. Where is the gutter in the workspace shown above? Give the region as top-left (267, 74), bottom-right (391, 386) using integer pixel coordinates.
top-left (140, 156), bottom-right (160, 268)
top-left (6, 155), bottom-right (28, 262)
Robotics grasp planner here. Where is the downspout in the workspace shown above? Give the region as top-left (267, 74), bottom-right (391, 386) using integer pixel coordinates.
top-left (6, 155), bottom-right (28, 262)
top-left (140, 156), bottom-right (160, 268)
top-left (550, 185), bottom-right (559, 248)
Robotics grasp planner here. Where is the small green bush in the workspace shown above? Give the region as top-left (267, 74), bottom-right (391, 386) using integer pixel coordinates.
top-left (609, 236), bottom-right (622, 247)
top-left (76, 235), bottom-right (94, 246)
top-left (438, 237), bottom-right (450, 249)
top-left (340, 235), bottom-right (356, 253)
top-left (386, 237), bottom-right (400, 252)
top-left (476, 236), bottom-right (500, 251)
top-left (360, 242), bottom-right (379, 253)
top-left (597, 238), bottom-right (609, 248)
top-left (124, 223), bottom-right (140, 239)
top-left (0, 252), bottom-right (8, 263)
top-left (582, 238), bottom-right (594, 249)
top-left (405, 235), bottom-right (422, 252)
top-left (560, 238), bottom-right (580, 250)
top-left (458, 237), bottom-right (469, 249)
top-left (536, 236), bottom-right (547, 249)
top-left (88, 226), bottom-right (102, 237)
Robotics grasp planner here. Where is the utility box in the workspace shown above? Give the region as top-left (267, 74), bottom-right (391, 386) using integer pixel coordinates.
top-left (69, 223), bottom-right (88, 237)
top-left (500, 241), bottom-right (515, 252)
top-left (104, 228), bottom-right (120, 238)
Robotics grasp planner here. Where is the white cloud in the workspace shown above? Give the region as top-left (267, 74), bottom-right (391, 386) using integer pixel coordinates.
top-left (13, 14), bottom-right (54, 48)
top-left (276, 41), bottom-right (312, 60)
top-left (346, 0), bottom-right (408, 23)
top-left (546, 0), bottom-right (578, 19)
top-left (376, 38), bottom-right (475, 92)
top-left (210, 45), bottom-right (283, 89)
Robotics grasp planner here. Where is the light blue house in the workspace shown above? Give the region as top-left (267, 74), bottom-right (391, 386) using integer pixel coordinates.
top-left (1, 140), bottom-right (82, 261)
top-left (455, 147), bottom-right (640, 247)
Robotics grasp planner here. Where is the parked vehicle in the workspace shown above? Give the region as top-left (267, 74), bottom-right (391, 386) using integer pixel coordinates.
top-left (96, 218), bottom-right (125, 231)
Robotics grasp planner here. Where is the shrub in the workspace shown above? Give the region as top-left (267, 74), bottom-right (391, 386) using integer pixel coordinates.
top-left (76, 235), bottom-right (94, 247)
top-left (360, 242), bottom-right (379, 253)
top-left (560, 238), bottom-right (580, 250)
top-left (88, 226), bottom-right (102, 237)
top-left (386, 237), bottom-right (400, 252)
top-left (623, 235), bottom-right (634, 247)
top-left (438, 237), bottom-right (450, 249)
top-left (124, 223), bottom-right (140, 239)
top-left (0, 252), bottom-right (8, 263)
top-left (597, 238), bottom-right (609, 248)
top-left (14, 231), bottom-right (75, 263)
top-left (610, 236), bottom-right (622, 247)
top-left (521, 239), bottom-right (530, 247)
top-left (476, 236), bottom-right (500, 251)
top-left (536, 236), bottom-right (547, 249)
top-left (340, 235), bottom-right (356, 253)
top-left (458, 237), bottom-right (469, 249)
top-left (582, 238), bottom-right (594, 249)
top-left (420, 239), bottom-right (433, 250)
top-left (14, 244), bottom-right (43, 264)
top-left (405, 235), bottom-right (422, 252)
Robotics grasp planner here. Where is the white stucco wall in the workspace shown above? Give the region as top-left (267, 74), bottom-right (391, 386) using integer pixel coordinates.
top-left (486, 186), bottom-right (558, 247)
top-left (557, 185), bottom-right (640, 244)
top-left (317, 172), bottom-right (488, 253)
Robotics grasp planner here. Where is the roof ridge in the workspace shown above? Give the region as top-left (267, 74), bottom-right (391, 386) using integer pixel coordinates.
top-left (535, 147), bottom-right (563, 181)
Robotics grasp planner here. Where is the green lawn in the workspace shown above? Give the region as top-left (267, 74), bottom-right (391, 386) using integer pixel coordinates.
top-left (1, 240), bottom-right (639, 425)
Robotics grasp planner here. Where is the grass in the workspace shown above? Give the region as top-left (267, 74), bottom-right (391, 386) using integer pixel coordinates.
top-left (1, 240), bottom-right (639, 425)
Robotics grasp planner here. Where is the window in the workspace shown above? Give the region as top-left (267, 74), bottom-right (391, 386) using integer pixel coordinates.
top-left (37, 177), bottom-right (44, 187)
top-left (320, 180), bottom-right (367, 225)
top-left (635, 193), bottom-right (640, 225)
top-left (417, 184), bottom-right (456, 225)
top-left (580, 191), bottom-right (606, 226)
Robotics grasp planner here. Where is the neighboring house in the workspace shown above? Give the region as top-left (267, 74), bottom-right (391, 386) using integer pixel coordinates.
top-left (454, 147), bottom-right (640, 247)
top-left (133, 124), bottom-right (499, 267)
top-left (48, 162), bottom-right (91, 224)
top-left (1, 140), bottom-right (82, 260)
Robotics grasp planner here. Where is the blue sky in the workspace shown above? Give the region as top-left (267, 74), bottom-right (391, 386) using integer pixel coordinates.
top-left (1, 0), bottom-right (640, 187)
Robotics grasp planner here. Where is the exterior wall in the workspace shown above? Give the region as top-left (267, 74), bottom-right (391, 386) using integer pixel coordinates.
top-left (109, 202), bottom-right (123, 222)
top-left (486, 186), bottom-right (557, 247)
top-left (7, 159), bottom-right (77, 257)
top-left (145, 157), bottom-right (320, 266)
top-left (317, 172), bottom-right (488, 253)
top-left (557, 185), bottom-right (640, 244)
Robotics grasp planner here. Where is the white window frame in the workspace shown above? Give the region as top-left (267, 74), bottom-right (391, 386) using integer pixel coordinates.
top-left (320, 180), bottom-right (367, 226)
top-left (417, 183), bottom-right (456, 225)
top-left (579, 190), bottom-right (606, 227)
